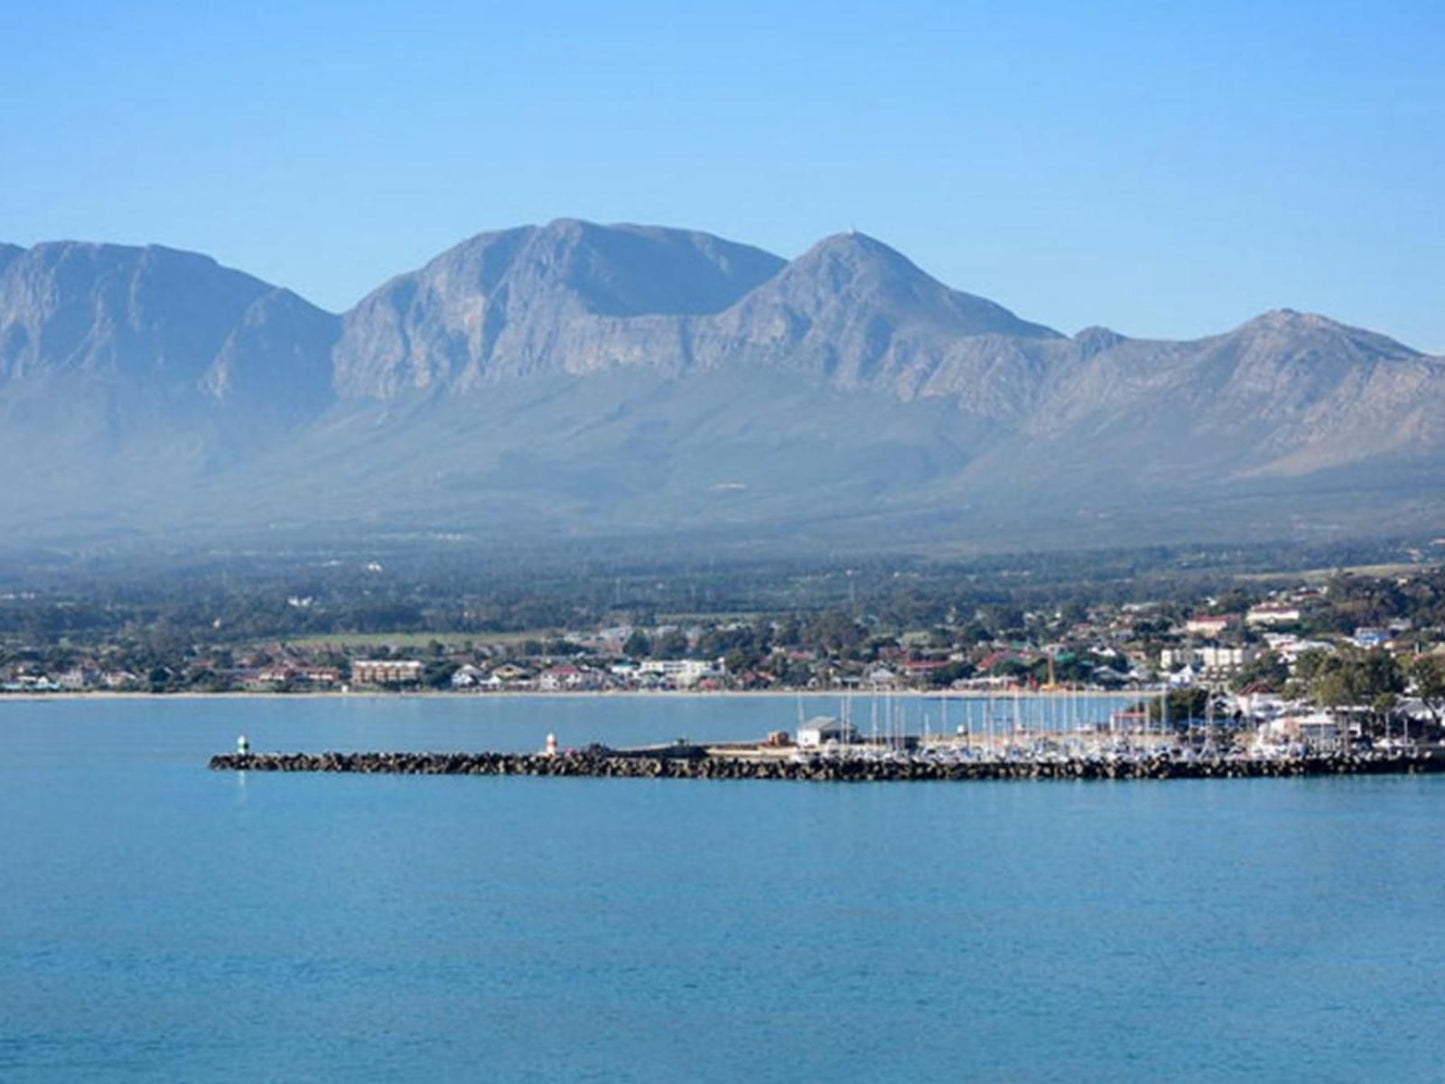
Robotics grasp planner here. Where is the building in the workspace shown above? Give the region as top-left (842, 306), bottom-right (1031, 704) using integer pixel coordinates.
top-left (351, 660), bottom-right (424, 685)
top-left (539, 665), bottom-right (597, 692)
top-left (1246, 603), bottom-right (1302, 627)
top-left (450, 664), bottom-right (486, 688)
top-left (796, 716), bottom-right (860, 748)
top-left (1160, 645), bottom-right (1257, 676)
top-left (1198, 645), bottom-right (1255, 674)
top-left (1255, 711), bottom-right (1342, 751)
top-left (1185, 614), bottom-right (1237, 637)
top-left (638, 659), bottom-right (718, 688)
top-left (56, 667), bottom-right (101, 691)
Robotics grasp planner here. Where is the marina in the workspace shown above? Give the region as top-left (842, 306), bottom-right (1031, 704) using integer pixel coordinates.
top-left (211, 689), bottom-right (1444, 781)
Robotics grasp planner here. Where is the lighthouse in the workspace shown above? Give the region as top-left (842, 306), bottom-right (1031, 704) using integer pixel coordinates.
top-left (544, 733), bottom-right (558, 757)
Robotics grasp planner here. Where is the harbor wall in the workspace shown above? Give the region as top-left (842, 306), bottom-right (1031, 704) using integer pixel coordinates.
top-left (209, 749), bottom-right (1445, 782)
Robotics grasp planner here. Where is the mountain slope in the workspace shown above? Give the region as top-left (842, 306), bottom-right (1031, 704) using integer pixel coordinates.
top-left (692, 232), bottom-right (1064, 420)
top-left (0, 242), bottom-right (339, 521)
top-left (994, 309), bottom-right (1445, 489)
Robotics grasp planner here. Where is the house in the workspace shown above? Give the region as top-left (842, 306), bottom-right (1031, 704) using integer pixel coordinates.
top-left (866, 666), bottom-right (898, 687)
top-left (450, 664), bottom-right (486, 688)
top-left (1256, 711), bottom-right (1342, 749)
top-left (250, 665), bottom-right (340, 688)
top-left (1264, 634), bottom-right (1334, 668)
top-left (56, 667), bottom-right (101, 691)
top-left (796, 716), bottom-right (860, 748)
top-left (539, 665), bottom-right (593, 691)
top-left (902, 659), bottom-right (952, 680)
top-left (1169, 665), bottom-right (1199, 687)
top-left (488, 663), bottom-right (533, 687)
top-left (1090, 665), bottom-right (1129, 687)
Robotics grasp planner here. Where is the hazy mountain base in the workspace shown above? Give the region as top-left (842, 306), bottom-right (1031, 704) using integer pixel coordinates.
top-left (7, 364), bottom-right (1442, 558)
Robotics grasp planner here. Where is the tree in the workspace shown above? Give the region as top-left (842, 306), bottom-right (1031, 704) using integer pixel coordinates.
top-left (622, 630), bottom-right (652, 658)
top-left (1306, 647), bottom-right (1404, 738)
top-left (723, 647), bottom-right (752, 677)
top-left (424, 660), bottom-right (458, 689)
top-left (803, 611), bottom-right (864, 654)
top-left (1407, 654), bottom-right (1445, 730)
top-left (926, 660), bottom-right (974, 688)
top-left (1230, 650), bottom-right (1289, 693)
top-left (653, 629), bottom-right (690, 659)
top-left (1146, 687), bottom-right (1209, 725)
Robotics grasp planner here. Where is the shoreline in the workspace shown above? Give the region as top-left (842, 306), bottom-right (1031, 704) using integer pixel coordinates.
top-left (0, 687), bottom-right (1144, 703)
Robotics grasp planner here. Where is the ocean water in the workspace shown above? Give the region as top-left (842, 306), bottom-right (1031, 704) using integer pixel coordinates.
top-left (1, 696), bottom-right (1442, 1082)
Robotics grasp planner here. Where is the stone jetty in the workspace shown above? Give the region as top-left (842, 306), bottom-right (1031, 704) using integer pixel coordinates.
top-left (209, 747), bottom-right (1445, 782)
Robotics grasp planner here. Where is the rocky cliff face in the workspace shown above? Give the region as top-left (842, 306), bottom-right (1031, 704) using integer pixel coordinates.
top-left (0, 242), bottom-right (337, 443)
top-left (332, 219), bottom-right (785, 397)
top-left (332, 225), bottom-right (1066, 422)
top-left (688, 233), bottom-right (1063, 422)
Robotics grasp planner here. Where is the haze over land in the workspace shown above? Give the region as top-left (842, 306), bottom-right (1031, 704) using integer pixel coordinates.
top-left (2, 219), bottom-right (1443, 553)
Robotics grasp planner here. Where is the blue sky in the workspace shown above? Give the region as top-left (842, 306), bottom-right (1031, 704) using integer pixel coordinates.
top-left (5, 1), bottom-right (1442, 349)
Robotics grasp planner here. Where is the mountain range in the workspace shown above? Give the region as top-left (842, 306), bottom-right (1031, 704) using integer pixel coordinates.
top-left (2, 219), bottom-right (1441, 553)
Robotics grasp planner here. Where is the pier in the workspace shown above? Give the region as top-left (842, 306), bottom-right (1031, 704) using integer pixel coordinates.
top-left (209, 746), bottom-right (1445, 782)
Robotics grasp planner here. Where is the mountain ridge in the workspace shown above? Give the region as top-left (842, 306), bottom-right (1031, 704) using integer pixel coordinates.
top-left (0, 221), bottom-right (1440, 550)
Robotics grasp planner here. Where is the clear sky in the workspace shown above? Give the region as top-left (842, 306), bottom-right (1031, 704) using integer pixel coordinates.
top-left (5, 0), bottom-right (1442, 350)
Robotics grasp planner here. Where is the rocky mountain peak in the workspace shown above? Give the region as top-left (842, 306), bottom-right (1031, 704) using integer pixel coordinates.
top-left (0, 241), bottom-right (280, 383)
top-left (513, 218), bottom-right (785, 317)
top-left (1072, 325), bottom-right (1127, 357)
top-left (1227, 308), bottom-right (1421, 361)
top-left (332, 221), bottom-right (787, 397)
top-left (748, 230), bottom-right (1060, 342)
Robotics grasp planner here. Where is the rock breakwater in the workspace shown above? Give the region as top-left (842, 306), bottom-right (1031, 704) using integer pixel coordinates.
top-left (209, 749), bottom-right (1445, 782)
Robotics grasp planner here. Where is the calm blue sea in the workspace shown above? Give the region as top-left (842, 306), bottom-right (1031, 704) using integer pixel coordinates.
top-left (1, 696), bottom-right (1442, 1082)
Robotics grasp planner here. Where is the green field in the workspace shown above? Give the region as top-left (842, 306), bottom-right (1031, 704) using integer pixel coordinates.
top-left (1235, 561), bottom-right (1437, 584)
top-left (282, 630), bottom-right (548, 649)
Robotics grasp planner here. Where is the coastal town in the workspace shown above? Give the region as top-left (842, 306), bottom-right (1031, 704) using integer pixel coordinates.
top-left (6, 562), bottom-right (1445, 751)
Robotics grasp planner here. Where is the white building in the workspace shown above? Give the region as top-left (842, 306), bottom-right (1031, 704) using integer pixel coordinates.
top-left (637, 659), bottom-right (719, 688)
top-left (796, 716), bottom-right (860, 748)
top-left (1246, 603), bottom-right (1302, 627)
top-left (1160, 645), bottom-right (1256, 675)
top-left (1185, 614), bottom-right (1237, 637)
top-left (450, 664), bottom-right (486, 688)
